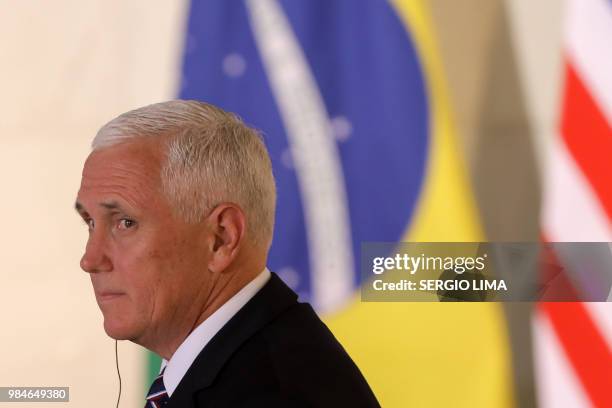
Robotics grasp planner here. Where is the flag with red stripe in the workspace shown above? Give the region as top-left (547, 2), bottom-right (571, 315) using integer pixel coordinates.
top-left (537, 0), bottom-right (612, 407)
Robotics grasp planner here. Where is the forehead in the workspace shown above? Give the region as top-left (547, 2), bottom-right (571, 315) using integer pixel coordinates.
top-left (78, 140), bottom-right (164, 209)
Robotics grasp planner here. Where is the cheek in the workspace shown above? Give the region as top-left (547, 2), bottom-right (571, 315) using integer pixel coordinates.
top-left (155, 237), bottom-right (210, 294)
top-left (154, 232), bottom-right (201, 268)
top-left (111, 244), bottom-right (162, 312)
top-left (115, 229), bottom-right (210, 319)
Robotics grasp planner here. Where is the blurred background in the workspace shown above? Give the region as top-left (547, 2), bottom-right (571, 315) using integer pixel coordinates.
top-left (0, 0), bottom-right (610, 407)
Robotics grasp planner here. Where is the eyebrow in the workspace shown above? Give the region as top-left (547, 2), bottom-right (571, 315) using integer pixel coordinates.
top-left (100, 201), bottom-right (123, 211)
top-left (74, 200), bottom-right (126, 214)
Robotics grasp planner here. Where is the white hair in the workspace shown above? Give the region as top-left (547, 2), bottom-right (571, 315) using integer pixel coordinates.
top-left (92, 100), bottom-right (276, 249)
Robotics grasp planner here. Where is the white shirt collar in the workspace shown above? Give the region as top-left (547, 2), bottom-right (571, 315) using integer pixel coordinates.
top-left (160, 267), bottom-right (271, 396)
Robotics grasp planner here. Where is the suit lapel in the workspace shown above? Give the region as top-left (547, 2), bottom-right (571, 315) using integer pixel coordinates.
top-left (167, 272), bottom-right (297, 407)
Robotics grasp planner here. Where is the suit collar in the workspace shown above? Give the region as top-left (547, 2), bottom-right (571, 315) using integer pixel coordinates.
top-left (167, 272), bottom-right (297, 407)
top-left (162, 268), bottom-right (270, 397)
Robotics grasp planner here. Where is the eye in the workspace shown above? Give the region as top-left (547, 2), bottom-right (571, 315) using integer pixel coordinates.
top-left (86, 218), bottom-right (95, 230)
top-left (118, 218), bottom-right (136, 230)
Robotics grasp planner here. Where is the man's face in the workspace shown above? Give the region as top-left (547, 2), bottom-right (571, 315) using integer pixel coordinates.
top-left (76, 140), bottom-right (211, 346)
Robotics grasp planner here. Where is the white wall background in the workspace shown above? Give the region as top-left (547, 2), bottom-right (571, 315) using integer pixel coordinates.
top-left (0, 1), bottom-right (187, 406)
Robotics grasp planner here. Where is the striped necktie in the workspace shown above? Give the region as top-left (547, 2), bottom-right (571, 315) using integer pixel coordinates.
top-left (144, 367), bottom-right (169, 407)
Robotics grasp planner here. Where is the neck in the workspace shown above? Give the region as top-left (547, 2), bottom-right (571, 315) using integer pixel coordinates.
top-left (143, 263), bottom-right (265, 360)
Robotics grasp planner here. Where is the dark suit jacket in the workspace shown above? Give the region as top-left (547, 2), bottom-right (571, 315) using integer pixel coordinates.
top-left (166, 272), bottom-right (380, 407)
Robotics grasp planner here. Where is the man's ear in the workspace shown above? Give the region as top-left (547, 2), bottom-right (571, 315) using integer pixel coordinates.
top-left (206, 203), bottom-right (246, 274)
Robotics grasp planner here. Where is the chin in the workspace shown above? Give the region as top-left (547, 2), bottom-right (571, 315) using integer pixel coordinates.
top-left (102, 315), bottom-right (141, 341)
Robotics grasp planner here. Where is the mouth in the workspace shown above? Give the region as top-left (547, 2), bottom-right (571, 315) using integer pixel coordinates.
top-left (96, 291), bottom-right (125, 302)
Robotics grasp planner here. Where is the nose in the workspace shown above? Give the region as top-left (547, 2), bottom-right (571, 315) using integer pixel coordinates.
top-left (80, 230), bottom-right (113, 273)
